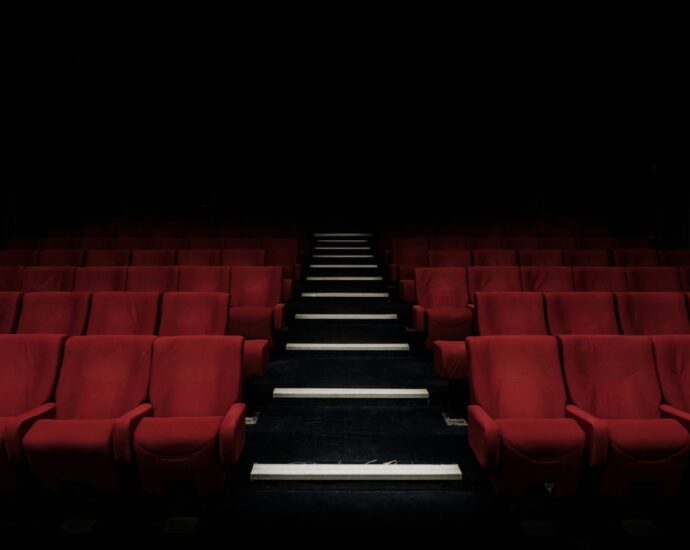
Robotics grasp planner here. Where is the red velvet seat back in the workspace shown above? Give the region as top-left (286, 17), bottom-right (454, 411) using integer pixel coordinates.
top-left (467, 267), bottom-right (521, 300)
top-left (472, 249), bottom-right (517, 266)
top-left (222, 249), bottom-right (266, 266)
top-left (544, 292), bottom-right (619, 335)
top-left (178, 266), bottom-right (231, 292)
top-left (55, 335), bottom-right (154, 419)
top-left (476, 292), bottom-right (547, 335)
top-left (224, 238), bottom-right (262, 249)
top-left (572, 267), bottom-right (628, 292)
top-left (651, 335), bottom-right (690, 412)
top-left (84, 250), bottom-right (131, 266)
top-left (467, 335), bottom-right (566, 419)
top-left (625, 267), bottom-right (682, 292)
top-left (660, 251), bottom-right (690, 267)
top-left (520, 267), bottom-right (574, 291)
top-left (615, 292), bottom-right (690, 335)
top-left (126, 267), bottom-right (179, 292)
top-left (230, 266), bottom-right (282, 307)
top-left (87, 292), bottom-right (160, 335)
top-left (131, 249), bottom-right (176, 266)
top-left (177, 250), bottom-right (222, 266)
top-left (263, 238), bottom-right (299, 265)
top-left (150, 336), bottom-right (243, 417)
top-left (21, 267), bottom-right (75, 292)
top-left (559, 335), bottom-right (661, 419)
top-left (518, 250), bottom-right (563, 266)
top-left (613, 249), bottom-right (660, 267)
top-left (428, 250), bottom-right (472, 267)
top-left (0, 334), bottom-right (65, 416)
top-left (73, 267), bottom-right (127, 291)
top-left (0, 267), bottom-right (23, 291)
top-left (563, 250), bottom-right (612, 266)
top-left (159, 292), bottom-right (229, 336)
top-left (391, 238), bottom-right (429, 266)
top-left (0, 250), bottom-right (38, 266)
top-left (38, 250), bottom-right (84, 267)
top-left (414, 267), bottom-right (469, 308)
top-left (17, 292), bottom-right (91, 336)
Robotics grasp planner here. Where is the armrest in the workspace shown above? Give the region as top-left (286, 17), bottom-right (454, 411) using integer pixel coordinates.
top-left (565, 404), bottom-right (609, 466)
top-left (112, 403), bottom-right (154, 464)
top-left (399, 279), bottom-right (416, 302)
top-left (389, 263), bottom-right (399, 282)
top-left (468, 405), bottom-right (500, 469)
top-left (294, 263), bottom-right (302, 281)
top-left (220, 402), bottom-right (247, 465)
top-left (5, 403), bottom-right (56, 463)
top-left (661, 404), bottom-right (690, 432)
top-left (412, 304), bottom-right (426, 331)
top-left (282, 278), bottom-right (294, 301)
top-left (273, 303), bottom-right (286, 330)
top-left (243, 339), bottom-right (270, 379)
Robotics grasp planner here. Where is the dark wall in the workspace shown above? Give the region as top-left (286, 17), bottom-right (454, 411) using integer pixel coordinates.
top-left (5, 2), bottom-right (685, 242)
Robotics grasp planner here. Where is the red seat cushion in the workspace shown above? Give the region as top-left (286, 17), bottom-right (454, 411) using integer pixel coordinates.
top-left (134, 416), bottom-right (221, 457)
top-left (497, 418), bottom-right (585, 459)
top-left (607, 419), bottom-right (690, 461)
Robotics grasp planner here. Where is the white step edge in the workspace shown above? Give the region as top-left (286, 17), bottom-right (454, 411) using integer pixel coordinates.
top-left (286, 343), bottom-right (410, 351)
top-left (251, 463), bottom-right (462, 482)
top-left (295, 313), bottom-right (397, 320)
top-left (316, 239), bottom-right (368, 243)
top-left (310, 264), bottom-right (378, 268)
top-left (312, 255), bottom-right (375, 259)
top-left (273, 388), bottom-right (428, 399)
top-left (306, 276), bottom-right (383, 281)
top-left (314, 247), bottom-right (371, 250)
top-left (301, 292), bottom-right (388, 298)
top-left (313, 233), bottom-right (372, 237)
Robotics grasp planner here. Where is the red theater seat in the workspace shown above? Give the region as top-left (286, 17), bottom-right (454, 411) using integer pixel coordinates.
top-left (544, 292), bottom-right (620, 335)
top-left (0, 250), bottom-right (38, 266)
top-left (475, 292), bottom-right (547, 335)
top-left (563, 249), bottom-right (612, 266)
top-left (133, 336), bottom-right (246, 494)
top-left (428, 250), bottom-right (472, 267)
top-left (0, 334), bottom-right (65, 492)
top-left (16, 292), bottom-right (90, 336)
top-left (467, 267), bottom-right (522, 301)
top-left (520, 267), bottom-right (575, 291)
top-left (467, 335), bottom-right (585, 495)
top-left (73, 267), bottom-right (127, 291)
top-left (651, 335), bottom-right (690, 433)
top-left (472, 249), bottom-right (517, 266)
top-left (130, 249), bottom-right (176, 266)
top-left (615, 292), bottom-right (690, 335)
top-left (126, 267), bottom-right (179, 292)
top-left (227, 266), bottom-right (284, 344)
top-left (222, 249), bottom-right (266, 266)
top-left (660, 250), bottom-right (690, 267)
top-left (84, 250), bottom-right (130, 266)
top-left (572, 267), bottom-right (628, 292)
top-left (518, 250), bottom-right (563, 266)
top-left (21, 267), bottom-right (75, 292)
top-left (390, 238), bottom-right (428, 281)
top-left (87, 292), bottom-right (160, 335)
top-left (178, 266), bottom-right (231, 292)
top-left (559, 335), bottom-right (690, 495)
top-left (613, 249), bottom-right (660, 267)
top-left (429, 237), bottom-right (467, 250)
top-left (159, 292), bottom-right (228, 336)
top-left (0, 267), bottom-right (23, 291)
top-left (625, 267), bottom-right (683, 292)
top-left (262, 238), bottom-right (301, 279)
top-left (177, 249), bottom-right (222, 266)
top-left (38, 250), bottom-right (84, 267)
top-left (412, 267), bottom-right (472, 347)
top-left (23, 336), bottom-right (154, 491)
top-left (0, 292), bottom-right (22, 333)
top-left (224, 238), bottom-right (262, 249)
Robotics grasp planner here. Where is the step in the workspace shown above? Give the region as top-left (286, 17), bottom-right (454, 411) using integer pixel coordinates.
top-left (294, 313), bottom-right (397, 320)
top-left (273, 388), bottom-right (429, 399)
top-left (314, 247), bottom-right (371, 250)
top-left (301, 292), bottom-right (389, 298)
top-left (313, 233), bottom-right (372, 237)
top-left (312, 254), bottom-right (374, 258)
top-left (306, 276), bottom-right (383, 281)
top-left (285, 343), bottom-right (410, 351)
top-left (310, 264), bottom-right (378, 269)
top-left (251, 463), bottom-right (462, 482)
top-left (316, 239), bottom-right (369, 243)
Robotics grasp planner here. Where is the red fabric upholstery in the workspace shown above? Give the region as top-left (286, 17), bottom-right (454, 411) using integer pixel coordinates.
top-left (520, 267), bottom-right (575, 291)
top-left (572, 267), bottom-right (628, 292)
top-left (73, 267), bottom-right (127, 291)
top-left (188, 238), bottom-right (225, 249)
top-left (224, 238), bottom-right (262, 249)
top-left (131, 249), bottom-right (176, 266)
top-left (87, 292), bottom-right (160, 335)
top-left (433, 340), bottom-right (467, 380)
top-left (126, 267), bottom-right (179, 292)
top-left (472, 249), bottom-right (517, 266)
top-left (178, 266), bottom-right (231, 292)
top-left (23, 335), bottom-right (154, 491)
top-left (467, 267), bottom-right (521, 301)
top-left (84, 250), bottom-right (130, 266)
top-left (467, 335), bottom-right (584, 495)
top-left (660, 250), bottom-right (690, 267)
top-left (558, 335), bottom-right (690, 495)
top-left (468, 237), bottom-right (502, 249)
top-left (243, 338), bottom-right (270, 379)
top-left (625, 267), bottom-right (682, 291)
top-left (563, 249), bottom-right (612, 266)
top-left (222, 249), bottom-right (266, 266)
top-left (38, 250), bottom-right (84, 267)
top-left (230, 266), bottom-right (282, 306)
top-left (134, 336), bottom-right (245, 494)
top-left (21, 267), bottom-right (75, 292)
top-left (428, 250), bottom-right (471, 267)
top-left (177, 250), bottom-right (222, 266)
top-left (0, 292), bottom-right (22, 333)
top-left (228, 306), bottom-right (276, 343)
top-left (615, 292), bottom-right (690, 335)
top-left (0, 267), bottom-right (23, 291)
top-left (544, 292), bottom-right (620, 335)
top-left (0, 250), bottom-right (38, 266)
top-left (501, 237), bottom-right (539, 250)
top-left (17, 292), bottom-right (90, 336)
top-left (651, 335), bottom-right (690, 413)
top-left (475, 292), bottom-right (547, 335)
top-left (159, 292), bottom-right (228, 336)
top-left (613, 249), bottom-right (660, 267)
top-left (518, 250), bottom-right (563, 266)
top-left (429, 237), bottom-right (467, 250)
